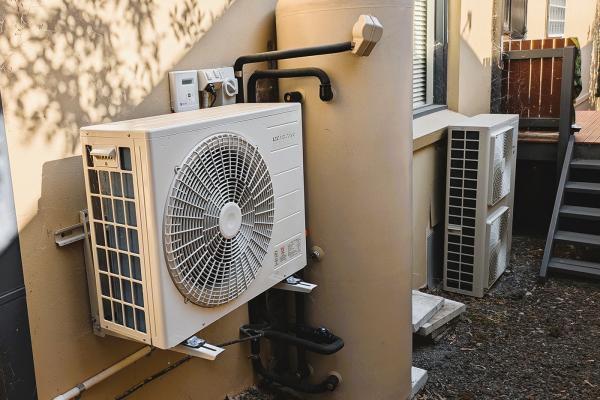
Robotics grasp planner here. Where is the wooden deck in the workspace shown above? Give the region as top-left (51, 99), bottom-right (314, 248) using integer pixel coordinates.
top-left (575, 111), bottom-right (600, 144)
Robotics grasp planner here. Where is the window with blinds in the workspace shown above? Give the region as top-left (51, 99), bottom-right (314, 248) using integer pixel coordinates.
top-left (547, 0), bottom-right (566, 38)
top-left (413, 0), bottom-right (428, 108)
top-left (413, 0), bottom-right (448, 113)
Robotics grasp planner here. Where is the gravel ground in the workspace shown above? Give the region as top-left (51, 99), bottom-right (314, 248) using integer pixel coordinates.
top-left (414, 235), bottom-right (600, 399)
top-left (227, 386), bottom-right (301, 400)
top-left (234, 236), bottom-right (600, 400)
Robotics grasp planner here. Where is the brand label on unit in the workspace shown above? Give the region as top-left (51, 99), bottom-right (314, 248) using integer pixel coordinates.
top-left (274, 234), bottom-right (302, 268)
top-left (271, 129), bottom-right (297, 151)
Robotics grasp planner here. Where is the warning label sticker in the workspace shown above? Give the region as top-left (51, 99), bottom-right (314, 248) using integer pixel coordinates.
top-left (274, 235), bottom-right (302, 268)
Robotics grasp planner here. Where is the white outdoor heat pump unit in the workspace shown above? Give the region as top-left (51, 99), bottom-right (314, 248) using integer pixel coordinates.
top-left (444, 114), bottom-right (519, 298)
top-left (81, 103), bottom-right (306, 352)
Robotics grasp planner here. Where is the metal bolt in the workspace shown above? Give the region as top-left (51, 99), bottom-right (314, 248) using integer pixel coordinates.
top-left (185, 336), bottom-right (206, 348)
top-left (310, 245), bottom-right (324, 262)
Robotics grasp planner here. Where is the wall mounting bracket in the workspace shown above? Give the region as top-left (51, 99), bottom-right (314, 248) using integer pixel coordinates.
top-left (54, 211), bottom-right (89, 246)
top-left (172, 336), bottom-right (225, 360)
top-left (54, 210), bottom-right (103, 335)
top-left (274, 277), bottom-right (317, 293)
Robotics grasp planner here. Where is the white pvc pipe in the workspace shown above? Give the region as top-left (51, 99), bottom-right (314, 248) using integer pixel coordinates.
top-left (53, 346), bottom-right (152, 400)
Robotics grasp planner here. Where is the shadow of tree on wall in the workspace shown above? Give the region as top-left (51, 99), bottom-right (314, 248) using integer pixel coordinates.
top-left (170, 0), bottom-right (234, 49)
top-left (0, 0), bottom-right (225, 154)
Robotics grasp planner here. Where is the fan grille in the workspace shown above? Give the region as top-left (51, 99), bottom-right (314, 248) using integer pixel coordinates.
top-left (488, 208), bottom-right (509, 286)
top-left (164, 133), bottom-right (274, 307)
top-left (489, 129), bottom-right (513, 206)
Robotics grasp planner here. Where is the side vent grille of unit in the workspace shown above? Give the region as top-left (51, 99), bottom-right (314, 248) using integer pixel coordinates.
top-left (164, 133), bottom-right (275, 308)
top-left (489, 129), bottom-right (513, 206)
top-left (446, 130), bottom-right (479, 294)
top-left (86, 146), bottom-right (147, 335)
top-left (487, 207), bottom-right (510, 287)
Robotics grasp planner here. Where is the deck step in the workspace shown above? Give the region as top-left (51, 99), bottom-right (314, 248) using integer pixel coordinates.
top-left (554, 230), bottom-right (600, 246)
top-left (560, 205), bottom-right (600, 220)
top-left (565, 181), bottom-right (600, 194)
top-left (548, 257), bottom-right (600, 276)
top-left (571, 159), bottom-right (600, 170)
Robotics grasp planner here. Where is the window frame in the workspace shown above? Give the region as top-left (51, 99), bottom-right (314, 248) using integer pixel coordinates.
top-left (503, 0), bottom-right (528, 39)
top-left (547, 0), bottom-right (566, 38)
top-left (413, 0), bottom-right (449, 118)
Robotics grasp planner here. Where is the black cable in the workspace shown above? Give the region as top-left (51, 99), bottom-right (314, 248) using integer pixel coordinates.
top-left (205, 83), bottom-right (217, 107)
top-left (114, 334), bottom-right (263, 400)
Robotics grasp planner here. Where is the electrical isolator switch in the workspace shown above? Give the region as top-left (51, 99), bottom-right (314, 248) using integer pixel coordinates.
top-left (198, 67), bottom-right (238, 107)
top-left (169, 70), bottom-right (200, 112)
top-left (352, 15), bottom-right (384, 57)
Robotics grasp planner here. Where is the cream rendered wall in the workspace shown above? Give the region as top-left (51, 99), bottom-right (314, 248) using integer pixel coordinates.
top-left (412, 0), bottom-right (496, 289)
top-left (526, 0), bottom-right (596, 102)
top-left (0, 0), bottom-right (276, 398)
top-left (412, 111), bottom-right (467, 289)
top-left (412, 144), bottom-right (445, 288)
top-left (447, 0), bottom-right (495, 116)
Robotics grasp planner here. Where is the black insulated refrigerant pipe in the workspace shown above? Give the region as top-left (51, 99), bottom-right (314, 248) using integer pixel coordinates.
top-left (233, 41), bottom-right (353, 102)
top-left (241, 323), bottom-right (344, 355)
top-left (249, 338), bottom-right (341, 394)
top-left (247, 68), bottom-right (333, 103)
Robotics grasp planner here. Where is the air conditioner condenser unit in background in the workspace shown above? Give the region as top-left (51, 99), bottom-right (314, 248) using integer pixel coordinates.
top-left (81, 103), bottom-right (306, 351)
top-left (444, 114), bottom-right (519, 298)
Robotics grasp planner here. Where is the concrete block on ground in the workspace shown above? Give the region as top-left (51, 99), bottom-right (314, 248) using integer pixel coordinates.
top-left (412, 290), bottom-right (444, 332)
top-left (410, 366), bottom-right (428, 399)
top-left (417, 298), bottom-right (466, 336)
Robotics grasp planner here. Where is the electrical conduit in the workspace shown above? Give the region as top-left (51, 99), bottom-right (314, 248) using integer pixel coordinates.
top-left (52, 346), bottom-right (152, 400)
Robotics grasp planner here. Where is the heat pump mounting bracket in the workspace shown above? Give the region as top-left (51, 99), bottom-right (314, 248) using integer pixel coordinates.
top-left (274, 277), bottom-right (317, 293)
top-left (54, 210), bottom-right (104, 336)
top-left (172, 336), bottom-right (225, 360)
top-left (54, 212), bottom-right (89, 246)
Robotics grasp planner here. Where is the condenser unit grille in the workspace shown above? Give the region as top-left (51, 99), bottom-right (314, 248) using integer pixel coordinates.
top-left (86, 146), bottom-right (147, 335)
top-left (446, 130), bottom-right (479, 293)
top-left (164, 133), bottom-right (275, 308)
top-left (487, 207), bottom-right (510, 286)
top-left (489, 129), bottom-right (513, 206)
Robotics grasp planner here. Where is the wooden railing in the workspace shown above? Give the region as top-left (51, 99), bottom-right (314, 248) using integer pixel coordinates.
top-left (501, 38), bottom-right (577, 166)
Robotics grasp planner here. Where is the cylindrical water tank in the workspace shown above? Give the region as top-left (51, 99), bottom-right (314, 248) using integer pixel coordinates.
top-left (275, 1), bottom-right (413, 399)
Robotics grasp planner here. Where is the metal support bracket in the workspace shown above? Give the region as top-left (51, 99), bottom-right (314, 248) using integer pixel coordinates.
top-left (172, 336), bottom-right (225, 360)
top-left (274, 277), bottom-right (317, 293)
top-left (54, 210), bottom-right (104, 336)
top-left (54, 213), bottom-right (88, 246)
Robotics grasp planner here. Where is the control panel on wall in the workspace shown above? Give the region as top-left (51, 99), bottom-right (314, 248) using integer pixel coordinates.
top-left (168, 70), bottom-right (200, 113)
top-left (169, 67), bottom-right (238, 112)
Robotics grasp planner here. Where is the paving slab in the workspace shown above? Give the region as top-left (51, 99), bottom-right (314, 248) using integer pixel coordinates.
top-left (410, 366), bottom-right (428, 399)
top-left (417, 298), bottom-right (466, 336)
top-left (412, 290), bottom-right (445, 332)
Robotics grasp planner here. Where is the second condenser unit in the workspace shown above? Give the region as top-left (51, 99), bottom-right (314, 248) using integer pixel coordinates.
top-left (444, 115), bottom-right (519, 297)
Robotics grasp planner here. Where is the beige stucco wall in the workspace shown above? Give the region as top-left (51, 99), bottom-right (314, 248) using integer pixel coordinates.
top-left (0, 0), bottom-right (276, 398)
top-left (411, 111), bottom-right (467, 289)
top-left (412, 0), bottom-right (496, 289)
top-left (447, 0), bottom-right (495, 116)
top-left (412, 144), bottom-right (445, 288)
top-left (526, 0), bottom-right (597, 102)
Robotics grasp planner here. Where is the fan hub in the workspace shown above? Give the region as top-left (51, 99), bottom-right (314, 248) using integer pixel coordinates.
top-left (219, 202), bottom-right (243, 239)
